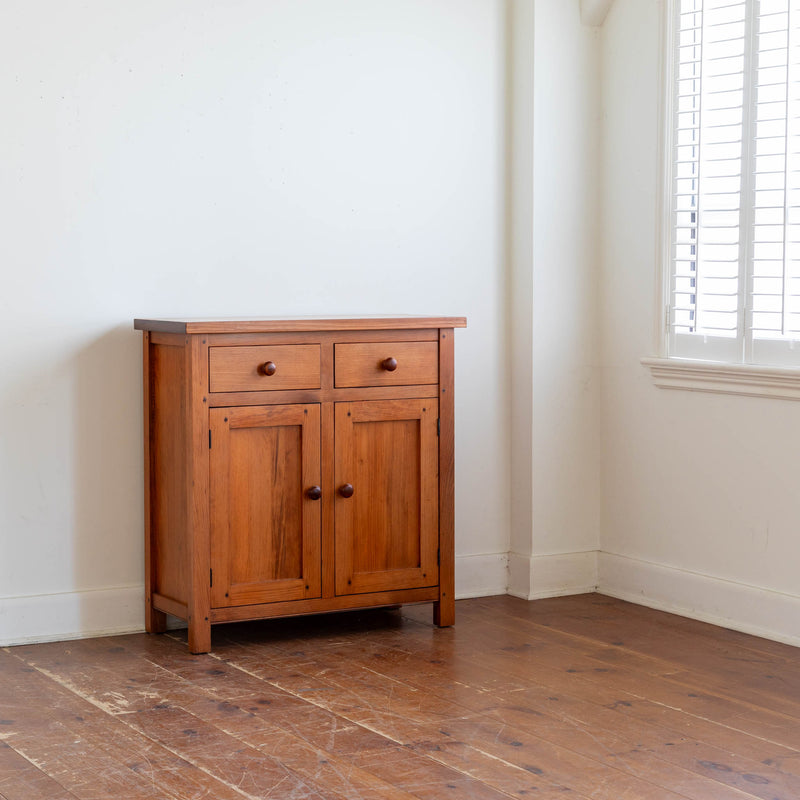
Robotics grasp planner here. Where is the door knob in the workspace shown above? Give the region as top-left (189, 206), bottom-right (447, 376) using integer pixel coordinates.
top-left (306, 485), bottom-right (322, 501)
top-left (338, 483), bottom-right (354, 498)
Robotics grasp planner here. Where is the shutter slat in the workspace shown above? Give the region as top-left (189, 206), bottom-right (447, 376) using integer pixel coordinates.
top-left (670, 2), bottom-right (800, 354)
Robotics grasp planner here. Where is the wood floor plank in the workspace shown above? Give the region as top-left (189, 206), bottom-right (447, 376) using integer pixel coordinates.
top-left (114, 643), bottom-right (591, 798)
top-left (408, 604), bottom-right (800, 753)
top-left (0, 651), bottom-right (265, 800)
top-left (182, 702), bottom-right (420, 800)
top-left (339, 649), bottom-right (800, 797)
top-left (404, 738), bottom-right (584, 799)
top-left (4, 594), bottom-right (800, 800)
top-left (502, 631), bottom-right (800, 752)
top-left (194, 600), bottom-right (800, 799)
top-left (0, 741), bottom-right (80, 800)
top-left (408, 731), bottom-right (736, 800)
top-left (470, 596), bottom-right (800, 718)
top-left (10, 632), bottom-right (410, 761)
top-left (277, 604), bottom-right (800, 799)
top-left (29, 639), bottom-right (524, 799)
top-left (224, 637), bottom-right (764, 800)
top-left (348, 745), bottom-right (586, 800)
top-left (415, 605), bottom-right (800, 782)
top-left (413, 648), bottom-right (799, 784)
top-left (7, 636), bottom-right (451, 800)
top-left (122, 705), bottom-right (334, 800)
top-left (503, 594), bottom-right (798, 665)
top-left (211, 645), bottom-right (710, 798)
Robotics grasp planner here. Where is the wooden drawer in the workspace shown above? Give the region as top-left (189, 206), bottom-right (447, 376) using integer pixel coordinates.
top-left (335, 341), bottom-right (438, 387)
top-left (209, 344), bottom-right (321, 392)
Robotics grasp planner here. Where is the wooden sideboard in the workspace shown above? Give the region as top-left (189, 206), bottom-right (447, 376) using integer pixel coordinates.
top-left (134, 316), bottom-right (466, 653)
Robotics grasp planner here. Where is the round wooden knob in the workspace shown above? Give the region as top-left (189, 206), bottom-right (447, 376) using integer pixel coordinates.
top-left (381, 357), bottom-right (398, 372)
top-left (261, 361), bottom-right (277, 376)
top-left (338, 483), bottom-right (354, 498)
top-left (306, 485), bottom-right (322, 501)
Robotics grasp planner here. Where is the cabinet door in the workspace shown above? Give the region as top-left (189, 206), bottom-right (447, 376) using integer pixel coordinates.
top-left (210, 404), bottom-right (321, 607)
top-left (334, 399), bottom-right (438, 595)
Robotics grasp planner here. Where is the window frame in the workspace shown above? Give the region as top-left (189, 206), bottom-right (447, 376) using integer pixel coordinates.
top-left (646, 0), bottom-right (800, 399)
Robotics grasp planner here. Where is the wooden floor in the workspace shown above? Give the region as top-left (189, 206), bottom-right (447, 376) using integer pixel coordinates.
top-left (2, 595), bottom-right (800, 800)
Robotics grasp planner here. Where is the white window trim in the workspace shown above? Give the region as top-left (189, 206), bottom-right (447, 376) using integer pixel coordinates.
top-left (646, 0), bottom-right (800, 400)
top-left (642, 356), bottom-right (800, 400)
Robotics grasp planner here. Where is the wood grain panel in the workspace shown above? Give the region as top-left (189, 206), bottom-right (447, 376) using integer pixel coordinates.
top-left (208, 344), bottom-right (320, 392)
top-left (210, 404), bottom-right (321, 608)
top-left (0, 651), bottom-right (250, 800)
top-left (135, 316), bottom-right (467, 333)
top-left (124, 706), bottom-right (328, 799)
top-left (151, 593), bottom-right (187, 620)
top-left (355, 419), bottom-right (421, 573)
top-left (230, 424), bottom-right (303, 580)
top-left (321, 392), bottom-right (336, 600)
top-left (148, 331), bottom-right (185, 346)
top-left (186, 335), bottom-right (211, 655)
top-left (335, 399), bottom-right (438, 595)
top-left (210, 587), bottom-right (438, 623)
top-left (142, 332), bottom-right (165, 634)
top-left (0, 741), bottom-right (80, 800)
top-left (206, 384), bottom-right (439, 408)
top-left (148, 339), bottom-right (188, 610)
top-left (206, 329), bottom-right (438, 347)
top-left (334, 341), bottom-right (438, 387)
top-left (435, 327), bottom-right (455, 626)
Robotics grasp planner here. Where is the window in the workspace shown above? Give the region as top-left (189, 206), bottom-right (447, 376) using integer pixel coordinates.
top-left (666, 0), bottom-right (800, 367)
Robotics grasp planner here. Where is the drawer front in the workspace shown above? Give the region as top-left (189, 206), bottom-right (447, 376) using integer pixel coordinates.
top-left (209, 345), bottom-right (321, 392)
top-left (335, 341), bottom-right (438, 388)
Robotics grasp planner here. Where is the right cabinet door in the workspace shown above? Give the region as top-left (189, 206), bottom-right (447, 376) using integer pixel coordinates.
top-left (334, 398), bottom-right (439, 595)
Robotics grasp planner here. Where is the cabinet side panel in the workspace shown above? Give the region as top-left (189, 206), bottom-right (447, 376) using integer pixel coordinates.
top-left (149, 342), bottom-right (189, 607)
top-left (143, 333), bottom-right (166, 632)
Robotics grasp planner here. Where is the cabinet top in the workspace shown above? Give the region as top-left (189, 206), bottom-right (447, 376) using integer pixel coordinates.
top-left (134, 315), bottom-right (467, 334)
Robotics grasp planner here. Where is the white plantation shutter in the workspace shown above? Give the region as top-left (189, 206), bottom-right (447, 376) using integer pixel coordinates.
top-left (668, 0), bottom-right (800, 365)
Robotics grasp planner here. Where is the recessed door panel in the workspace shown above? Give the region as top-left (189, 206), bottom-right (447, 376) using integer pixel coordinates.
top-left (211, 404), bottom-right (321, 607)
top-left (335, 399), bottom-right (438, 595)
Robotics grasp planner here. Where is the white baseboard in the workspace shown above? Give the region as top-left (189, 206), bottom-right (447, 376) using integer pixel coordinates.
top-left (0, 557), bottom-right (509, 646)
top-left (0, 586), bottom-right (145, 647)
top-left (598, 551), bottom-right (800, 648)
top-left (507, 552), bottom-right (534, 598)
top-left (5, 553), bottom-right (798, 649)
top-left (455, 553), bottom-right (509, 599)
top-left (507, 550), bottom-right (598, 600)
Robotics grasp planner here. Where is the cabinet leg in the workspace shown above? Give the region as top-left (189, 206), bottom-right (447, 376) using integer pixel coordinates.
top-left (433, 595), bottom-right (455, 627)
top-left (145, 597), bottom-right (167, 633)
top-left (188, 617), bottom-right (212, 654)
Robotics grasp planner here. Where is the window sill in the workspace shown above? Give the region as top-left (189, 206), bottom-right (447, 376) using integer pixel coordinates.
top-left (642, 357), bottom-right (800, 401)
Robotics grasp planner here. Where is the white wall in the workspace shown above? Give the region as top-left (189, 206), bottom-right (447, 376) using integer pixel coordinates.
top-left (599, 0), bottom-right (800, 645)
top-left (8, 0), bottom-right (793, 649)
top-left (0, 0), bottom-right (510, 644)
top-left (508, 0), bottom-right (603, 599)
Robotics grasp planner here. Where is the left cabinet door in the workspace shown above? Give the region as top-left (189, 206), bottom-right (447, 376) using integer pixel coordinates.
top-left (210, 404), bottom-right (321, 608)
